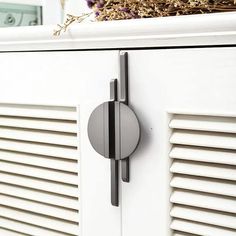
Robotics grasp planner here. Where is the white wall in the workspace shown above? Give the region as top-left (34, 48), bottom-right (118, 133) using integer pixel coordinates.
top-left (64, 0), bottom-right (90, 16)
top-left (42, 0), bottom-right (62, 24)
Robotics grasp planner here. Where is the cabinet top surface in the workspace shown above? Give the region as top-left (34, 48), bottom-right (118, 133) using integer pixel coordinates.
top-left (0, 12), bottom-right (236, 51)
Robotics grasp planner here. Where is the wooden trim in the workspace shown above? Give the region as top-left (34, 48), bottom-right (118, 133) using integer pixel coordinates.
top-left (0, 12), bottom-right (236, 51)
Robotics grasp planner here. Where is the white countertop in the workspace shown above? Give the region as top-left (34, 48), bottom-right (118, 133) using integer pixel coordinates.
top-left (0, 12), bottom-right (236, 51)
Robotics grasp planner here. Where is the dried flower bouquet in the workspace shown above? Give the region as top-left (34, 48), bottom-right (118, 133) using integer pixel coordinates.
top-left (54, 0), bottom-right (236, 35)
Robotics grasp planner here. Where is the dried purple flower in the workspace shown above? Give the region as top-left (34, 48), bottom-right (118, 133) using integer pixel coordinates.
top-left (130, 11), bottom-right (140, 19)
top-left (97, 0), bottom-right (105, 8)
top-left (85, 0), bottom-right (236, 21)
top-left (120, 7), bottom-right (130, 13)
top-left (86, 0), bottom-right (96, 8)
top-left (54, 0), bottom-right (236, 36)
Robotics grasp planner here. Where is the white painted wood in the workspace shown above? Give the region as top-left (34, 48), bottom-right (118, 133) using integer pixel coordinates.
top-left (171, 205), bottom-right (236, 229)
top-left (0, 51), bottom-right (120, 236)
top-left (173, 232), bottom-right (198, 236)
top-left (170, 160), bottom-right (236, 181)
top-left (0, 172), bottom-right (79, 197)
top-left (0, 160), bottom-right (78, 184)
top-left (0, 194), bottom-right (78, 222)
top-left (0, 139), bottom-right (78, 159)
top-left (79, 102), bottom-right (121, 236)
top-left (171, 174), bottom-right (236, 198)
top-left (0, 127), bottom-right (77, 146)
top-left (122, 47), bottom-right (236, 236)
top-left (0, 150), bottom-right (78, 172)
top-left (170, 189), bottom-right (236, 214)
top-left (0, 12), bottom-right (236, 51)
top-left (0, 227), bottom-right (28, 236)
top-left (171, 219), bottom-right (236, 236)
top-left (1, 183), bottom-right (79, 209)
top-left (0, 105), bottom-right (77, 120)
top-left (170, 114), bottom-right (236, 133)
top-left (170, 146), bottom-right (236, 165)
top-left (0, 217), bottom-right (71, 236)
top-left (169, 113), bottom-right (236, 234)
top-left (0, 15), bottom-right (236, 236)
top-left (0, 116), bottom-right (77, 133)
top-left (0, 103), bottom-right (80, 235)
top-left (170, 129), bottom-right (236, 150)
top-left (0, 206), bottom-right (79, 235)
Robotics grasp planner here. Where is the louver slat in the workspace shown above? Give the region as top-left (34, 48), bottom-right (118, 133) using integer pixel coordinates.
top-left (0, 195), bottom-right (78, 222)
top-left (170, 114), bottom-right (236, 236)
top-left (170, 160), bottom-right (236, 181)
top-left (0, 161), bottom-right (78, 185)
top-left (170, 145), bottom-right (236, 166)
top-left (0, 116), bottom-right (77, 133)
top-left (0, 139), bottom-right (78, 160)
top-left (0, 127), bottom-right (77, 146)
top-left (169, 114), bottom-right (236, 133)
top-left (0, 184), bottom-right (78, 210)
top-left (0, 228), bottom-right (28, 236)
top-left (171, 219), bottom-right (236, 236)
top-left (0, 104), bottom-right (79, 236)
top-left (0, 105), bottom-right (76, 120)
top-left (0, 205), bottom-right (79, 235)
top-left (170, 205), bottom-right (236, 229)
top-left (170, 129), bottom-right (236, 150)
top-left (0, 217), bottom-right (73, 236)
top-left (0, 150), bottom-right (78, 173)
top-left (170, 189), bottom-right (236, 214)
top-left (0, 172), bottom-right (78, 197)
top-left (170, 175), bottom-right (236, 197)
top-left (173, 232), bottom-right (198, 236)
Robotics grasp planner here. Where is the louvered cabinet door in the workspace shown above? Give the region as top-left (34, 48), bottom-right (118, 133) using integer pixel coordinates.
top-left (122, 48), bottom-right (236, 236)
top-left (0, 51), bottom-right (121, 236)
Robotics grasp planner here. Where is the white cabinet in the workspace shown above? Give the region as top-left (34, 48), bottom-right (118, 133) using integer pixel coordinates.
top-left (0, 12), bottom-right (236, 236)
top-left (0, 50), bottom-right (121, 236)
top-left (123, 47), bottom-right (236, 236)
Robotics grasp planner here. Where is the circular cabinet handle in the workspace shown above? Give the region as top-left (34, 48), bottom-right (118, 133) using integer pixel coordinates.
top-left (88, 52), bottom-right (140, 206)
top-left (87, 52), bottom-right (140, 206)
top-left (87, 81), bottom-right (140, 207)
top-left (88, 101), bottom-right (140, 160)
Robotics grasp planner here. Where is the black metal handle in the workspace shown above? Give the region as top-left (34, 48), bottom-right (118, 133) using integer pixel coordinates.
top-left (120, 52), bottom-right (130, 183)
top-left (87, 52), bottom-right (140, 206)
top-left (110, 79), bottom-right (119, 206)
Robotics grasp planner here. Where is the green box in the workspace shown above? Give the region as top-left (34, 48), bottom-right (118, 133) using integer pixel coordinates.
top-left (0, 2), bottom-right (42, 27)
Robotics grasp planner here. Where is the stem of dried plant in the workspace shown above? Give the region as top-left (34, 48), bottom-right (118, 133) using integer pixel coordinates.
top-left (53, 12), bottom-right (92, 36)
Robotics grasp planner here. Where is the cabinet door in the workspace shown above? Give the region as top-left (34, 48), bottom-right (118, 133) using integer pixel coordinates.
top-left (0, 51), bottom-right (121, 236)
top-left (122, 48), bottom-right (236, 236)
